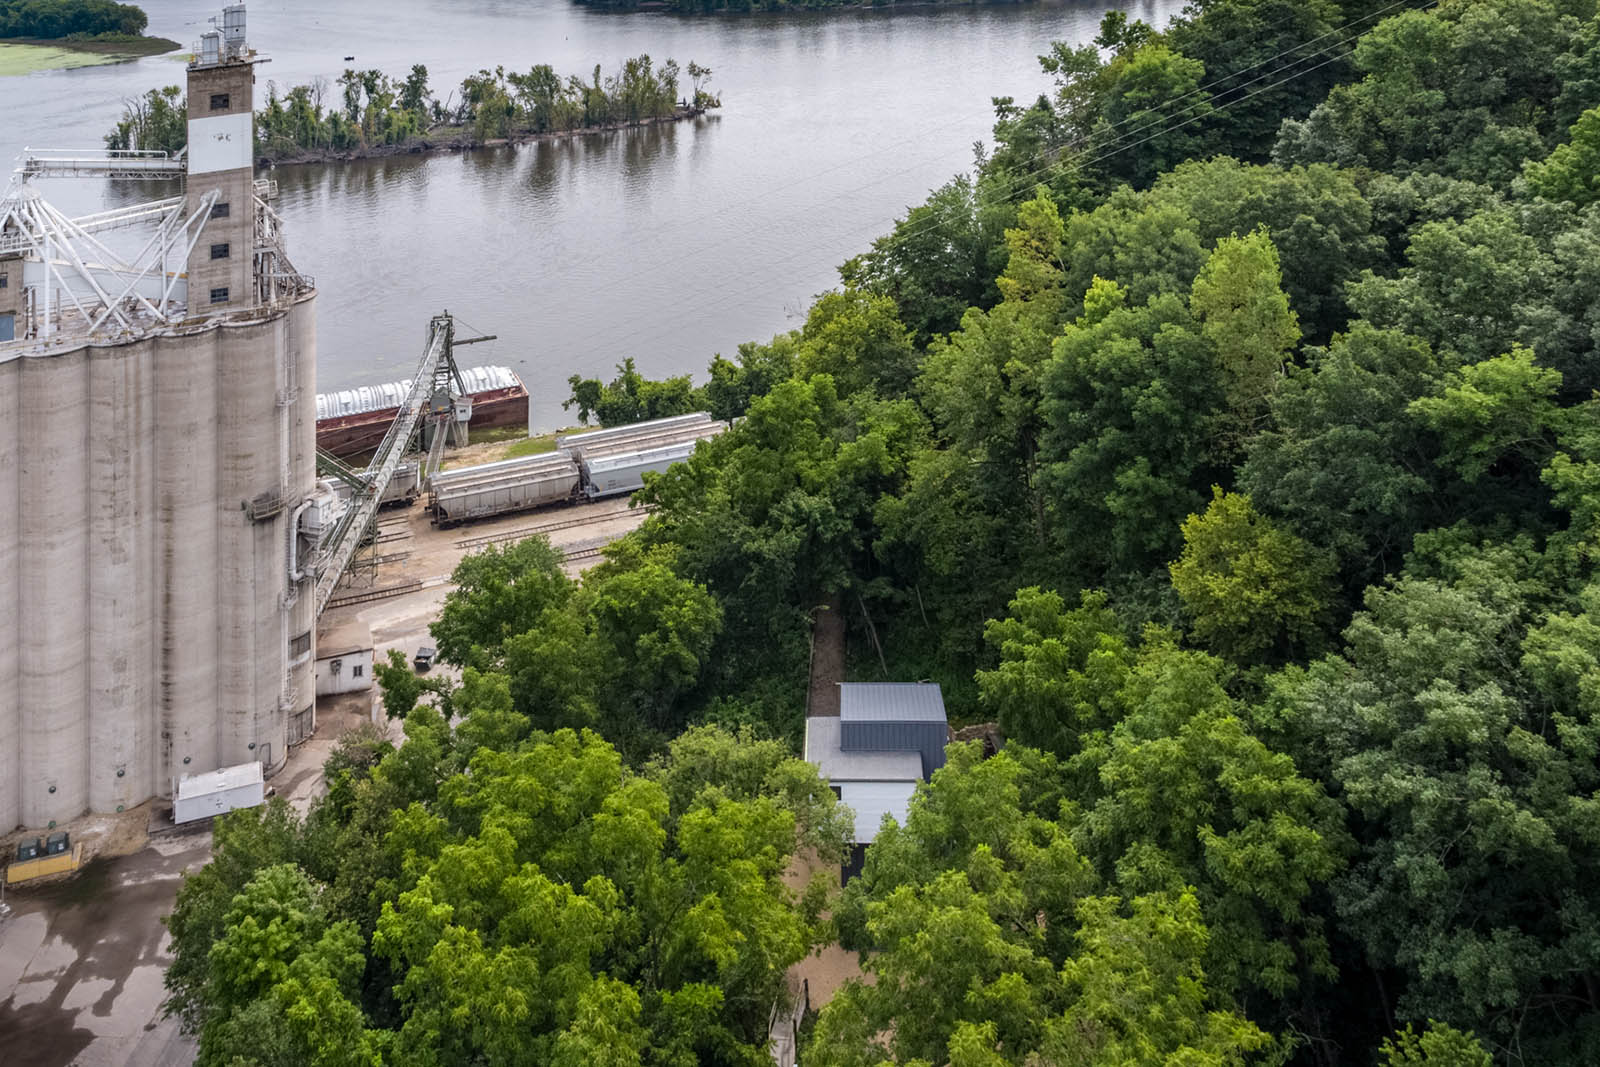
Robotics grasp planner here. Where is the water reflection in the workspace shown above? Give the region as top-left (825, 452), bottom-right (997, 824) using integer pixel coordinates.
top-left (6, 0), bottom-right (1187, 427)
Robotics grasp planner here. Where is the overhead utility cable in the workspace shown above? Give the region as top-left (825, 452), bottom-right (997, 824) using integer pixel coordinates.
top-left (601, 0), bottom-right (1431, 288)
top-left (580, 2), bottom-right (1438, 362)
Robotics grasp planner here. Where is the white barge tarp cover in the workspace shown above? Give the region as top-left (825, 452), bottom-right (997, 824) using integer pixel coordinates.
top-left (316, 365), bottom-right (521, 421)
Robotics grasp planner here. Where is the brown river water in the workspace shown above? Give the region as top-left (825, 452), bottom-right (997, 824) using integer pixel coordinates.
top-left (2, 0), bottom-right (1183, 428)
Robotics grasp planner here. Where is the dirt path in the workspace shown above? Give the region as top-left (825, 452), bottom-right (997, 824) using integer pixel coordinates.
top-left (807, 592), bottom-right (845, 718)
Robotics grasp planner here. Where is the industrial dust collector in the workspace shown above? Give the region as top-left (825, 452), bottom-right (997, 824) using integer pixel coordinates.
top-left (0, 4), bottom-right (319, 830)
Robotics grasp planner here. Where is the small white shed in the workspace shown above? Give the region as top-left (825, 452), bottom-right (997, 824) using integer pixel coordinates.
top-left (173, 761), bottom-right (265, 824)
top-left (316, 618), bottom-right (374, 696)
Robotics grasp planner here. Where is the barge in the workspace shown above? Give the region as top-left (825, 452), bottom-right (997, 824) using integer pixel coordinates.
top-left (315, 365), bottom-right (528, 459)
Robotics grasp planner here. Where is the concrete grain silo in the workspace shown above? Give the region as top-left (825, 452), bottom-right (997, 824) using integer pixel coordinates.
top-left (0, 3), bottom-right (319, 830)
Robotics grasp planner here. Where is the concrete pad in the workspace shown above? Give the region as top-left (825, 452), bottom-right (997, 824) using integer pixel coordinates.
top-left (0, 836), bottom-right (209, 1066)
top-left (0, 912), bottom-right (47, 996)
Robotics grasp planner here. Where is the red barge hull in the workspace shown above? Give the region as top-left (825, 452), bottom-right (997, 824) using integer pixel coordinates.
top-left (317, 384), bottom-right (529, 460)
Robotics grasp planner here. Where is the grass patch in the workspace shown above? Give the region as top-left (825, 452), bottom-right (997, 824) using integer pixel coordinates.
top-left (0, 34), bottom-right (178, 75)
top-left (504, 433), bottom-right (560, 458)
top-left (464, 425), bottom-right (530, 447)
top-left (436, 427), bottom-right (584, 471)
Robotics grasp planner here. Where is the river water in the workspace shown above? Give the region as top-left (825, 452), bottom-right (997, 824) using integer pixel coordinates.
top-left (2, 0), bottom-right (1182, 429)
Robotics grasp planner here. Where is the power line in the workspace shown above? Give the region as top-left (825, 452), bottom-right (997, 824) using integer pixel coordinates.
top-left (571, 1), bottom-right (1437, 366)
top-left (885, 0), bottom-right (1436, 256)
top-left (591, 0), bottom-right (1430, 294)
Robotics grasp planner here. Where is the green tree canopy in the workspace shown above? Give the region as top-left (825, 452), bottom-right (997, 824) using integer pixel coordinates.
top-left (1275, 0), bottom-right (1590, 186)
top-left (1239, 325), bottom-right (1443, 592)
top-left (1040, 283), bottom-right (1227, 579)
top-left (1259, 545), bottom-right (1600, 1061)
top-left (821, 743), bottom-right (1281, 1065)
top-left (431, 534), bottom-right (572, 667)
top-left (1169, 488), bottom-right (1335, 661)
top-left (565, 356), bottom-right (706, 427)
top-left (1189, 228), bottom-right (1301, 430)
top-left (371, 727), bottom-right (844, 1063)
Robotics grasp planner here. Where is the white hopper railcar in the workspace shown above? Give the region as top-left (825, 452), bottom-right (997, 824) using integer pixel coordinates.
top-left (580, 425), bottom-right (726, 499)
top-left (429, 452), bottom-right (582, 526)
top-left (554, 412), bottom-right (713, 453)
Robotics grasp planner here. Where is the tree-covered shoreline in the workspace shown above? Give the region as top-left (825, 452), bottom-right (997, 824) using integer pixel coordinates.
top-left (162, 0), bottom-right (1600, 1063)
top-left (105, 54), bottom-right (720, 163)
top-left (1, 0), bottom-right (149, 38)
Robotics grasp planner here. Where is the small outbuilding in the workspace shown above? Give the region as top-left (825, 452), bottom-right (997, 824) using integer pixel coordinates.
top-left (173, 761), bottom-right (265, 825)
top-left (804, 682), bottom-right (950, 882)
top-left (316, 618), bottom-right (374, 697)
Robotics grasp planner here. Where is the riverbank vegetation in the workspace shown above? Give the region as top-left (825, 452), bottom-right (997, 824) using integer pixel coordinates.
top-left (105, 55), bottom-right (718, 161)
top-left (0, 36), bottom-right (166, 75)
top-left (1, 0), bottom-right (147, 38)
top-left (165, 0), bottom-right (1600, 1063)
top-left (0, 0), bottom-right (177, 68)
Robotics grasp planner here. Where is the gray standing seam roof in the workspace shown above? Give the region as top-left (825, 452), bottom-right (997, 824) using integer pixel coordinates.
top-left (838, 682), bottom-right (948, 723)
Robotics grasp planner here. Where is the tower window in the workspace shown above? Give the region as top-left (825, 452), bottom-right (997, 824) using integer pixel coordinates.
top-left (210, 243), bottom-right (230, 260)
top-left (0, 272), bottom-right (7, 289)
top-left (209, 287), bottom-right (229, 304)
top-left (210, 93), bottom-right (230, 111)
top-left (211, 201), bottom-right (230, 219)
top-left (289, 631), bottom-right (311, 658)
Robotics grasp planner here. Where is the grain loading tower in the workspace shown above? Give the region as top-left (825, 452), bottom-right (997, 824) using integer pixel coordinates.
top-left (0, 3), bottom-right (318, 830)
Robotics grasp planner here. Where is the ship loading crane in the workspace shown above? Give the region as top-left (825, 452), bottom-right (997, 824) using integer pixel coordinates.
top-left (311, 310), bottom-right (494, 614)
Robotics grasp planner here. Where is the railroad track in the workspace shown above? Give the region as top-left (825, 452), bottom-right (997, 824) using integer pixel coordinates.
top-left (324, 574), bottom-right (447, 610)
top-left (326, 536), bottom-right (614, 611)
top-left (454, 503), bottom-right (655, 550)
top-left (557, 534), bottom-right (616, 567)
top-left (325, 580), bottom-right (425, 609)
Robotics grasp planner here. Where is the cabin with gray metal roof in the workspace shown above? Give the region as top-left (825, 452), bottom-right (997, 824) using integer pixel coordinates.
top-left (804, 682), bottom-right (950, 871)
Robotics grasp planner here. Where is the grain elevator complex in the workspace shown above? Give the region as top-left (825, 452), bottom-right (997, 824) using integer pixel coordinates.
top-left (0, 5), bottom-right (319, 831)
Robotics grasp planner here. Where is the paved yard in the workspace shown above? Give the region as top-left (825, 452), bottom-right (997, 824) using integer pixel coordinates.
top-left (0, 829), bottom-right (210, 1066)
top-left (0, 493), bottom-right (652, 1065)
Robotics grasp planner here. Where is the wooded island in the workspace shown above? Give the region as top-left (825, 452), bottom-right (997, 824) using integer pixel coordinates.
top-left (106, 55), bottom-right (719, 163)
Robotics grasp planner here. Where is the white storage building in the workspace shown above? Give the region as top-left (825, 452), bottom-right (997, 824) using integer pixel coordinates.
top-left (173, 761), bottom-right (265, 824)
top-left (316, 618), bottom-right (374, 698)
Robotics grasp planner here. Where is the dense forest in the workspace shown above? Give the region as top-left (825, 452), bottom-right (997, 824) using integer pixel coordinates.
top-left (169, 0), bottom-right (1600, 1063)
top-left (106, 55), bottom-right (717, 158)
top-left (0, 0), bottom-right (148, 38)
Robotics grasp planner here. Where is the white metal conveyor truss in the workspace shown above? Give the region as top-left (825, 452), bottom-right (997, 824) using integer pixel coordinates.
top-left (312, 315), bottom-right (450, 613)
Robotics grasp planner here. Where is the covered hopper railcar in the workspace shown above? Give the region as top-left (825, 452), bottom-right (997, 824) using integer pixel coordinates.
top-left (427, 413), bottom-right (727, 526)
top-left (429, 452), bottom-right (584, 526)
